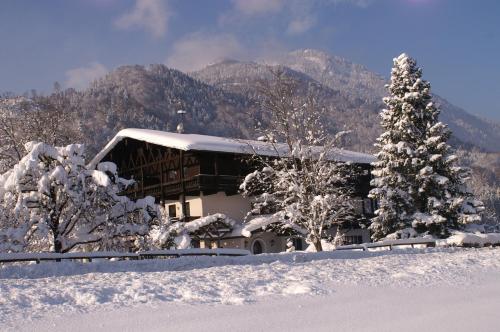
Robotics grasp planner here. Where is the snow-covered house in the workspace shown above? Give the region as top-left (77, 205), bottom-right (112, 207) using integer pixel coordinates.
top-left (90, 129), bottom-right (376, 253)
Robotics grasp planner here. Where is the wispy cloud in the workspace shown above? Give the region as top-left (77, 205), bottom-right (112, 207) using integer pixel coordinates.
top-left (287, 16), bottom-right (316, 35)
top-left (113, 0), bottom-right (171, 38)
top-left (166, 33), bottom-right (245, 72)
top-left (65, 62), bottom-right (108, 90)
top-left (230, 0), bottom-right (284, 16)
top-left (326, 0), bottom-right (376, 8)
top-left (222, 0), bottom-right (373, 35)
top-left (285, 1), bottom-right (317, 35)
top-left (80, 0), bottom-right (119, 8)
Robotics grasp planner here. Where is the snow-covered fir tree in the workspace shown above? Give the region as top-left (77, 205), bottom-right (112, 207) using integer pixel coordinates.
top-left (0, 142), bottom-right (158, 253)
top-left (240, 69), bottom-right (359, 252)
top-left (369, 53), bottom-right (484, 240)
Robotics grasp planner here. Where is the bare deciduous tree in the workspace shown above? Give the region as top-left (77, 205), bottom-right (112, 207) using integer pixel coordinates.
top-left (240, 69), bottom-right (359, 252)
top-left (0, 88), bottom-right (83, 173)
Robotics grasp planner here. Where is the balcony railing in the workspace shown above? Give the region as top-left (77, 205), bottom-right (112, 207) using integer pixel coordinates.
top-left (124, 174), bottom-right (244, 199)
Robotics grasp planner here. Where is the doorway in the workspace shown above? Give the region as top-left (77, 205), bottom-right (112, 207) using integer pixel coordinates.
top-left (251, 239), bottom-right (265, 254)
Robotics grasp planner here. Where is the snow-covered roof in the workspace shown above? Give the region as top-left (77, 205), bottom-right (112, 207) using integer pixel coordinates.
top-left (184, 213), bottom-right (236, 233)
top-left (228, 214), bottom-right (307, 238)
top-left (89, 128), bottom-right (375, 168)
top-left (229, 214), bottom-right (281, 238)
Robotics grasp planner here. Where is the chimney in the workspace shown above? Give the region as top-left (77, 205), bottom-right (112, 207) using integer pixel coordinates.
top-left (176, 110), bottom-right (187, 134)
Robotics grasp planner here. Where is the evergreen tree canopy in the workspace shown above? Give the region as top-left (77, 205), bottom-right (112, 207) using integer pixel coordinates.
top-left (369, 53), bottom-right (484, 240)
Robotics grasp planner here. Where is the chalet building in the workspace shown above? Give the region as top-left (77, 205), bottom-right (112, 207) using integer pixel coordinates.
top-left (90, 128), bottom-right (376, 254)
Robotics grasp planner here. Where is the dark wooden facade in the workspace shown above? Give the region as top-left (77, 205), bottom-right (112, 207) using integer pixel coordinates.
top-left (100, 138), bottom-right (254, 202)
top-left (99, 137), bottom-right (375, 221)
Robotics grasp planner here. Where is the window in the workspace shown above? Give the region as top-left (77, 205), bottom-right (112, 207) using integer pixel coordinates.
top-left (344, 235), bottom-right (363, 245)
top-left (168, 204), bottom-right (176, 218)
top-left (363, 198), bottom-right (373, 214)
top-left (185, 202), bottom-right (190, 217)
top-left (183, 165), bottom-right (200, 178)
top-left (292, 238), bottom-right (303, 251)
top-left (167, 170), bottom-right (177, 182)
top-left (353, 199), bottom-right (364, 214)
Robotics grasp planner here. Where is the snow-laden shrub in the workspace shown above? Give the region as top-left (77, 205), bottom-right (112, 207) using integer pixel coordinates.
top-left (146, 213), bottom-right (235, 250)
top-left (438, 232), bottom-right (500, 247)
top-left (0, 142), bottom-right (158, 253)
top-left (384, 227), bottom-right (418, 240)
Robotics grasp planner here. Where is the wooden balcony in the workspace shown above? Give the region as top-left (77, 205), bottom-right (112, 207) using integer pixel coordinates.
top-left (124, 174), bottom-right (244, 201)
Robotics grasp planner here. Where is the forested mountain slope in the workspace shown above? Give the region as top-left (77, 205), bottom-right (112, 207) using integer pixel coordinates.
top-left (1, 49), bottom-right (498, 221)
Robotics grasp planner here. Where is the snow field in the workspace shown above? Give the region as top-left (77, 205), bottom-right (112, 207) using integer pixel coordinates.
top-left (1, 247), bottom-right (500, 330)
top-left (29, 280), bottom-right (499, 332)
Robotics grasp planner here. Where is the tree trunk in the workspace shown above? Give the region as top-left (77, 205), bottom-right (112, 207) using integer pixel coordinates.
top-left (54, 239), bottom-right (62, 253)
top-left (312, 236), bottom-right (323, 252)
top-left (51, 225), bottom-right (62, 255)
top-left (53, 235), bottom-right (63, 261)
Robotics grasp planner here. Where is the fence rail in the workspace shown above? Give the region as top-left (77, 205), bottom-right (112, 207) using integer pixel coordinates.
top-left (336, 238), bottom-right (436, 251)
top-left (0, 248), bottom-right (250, 264)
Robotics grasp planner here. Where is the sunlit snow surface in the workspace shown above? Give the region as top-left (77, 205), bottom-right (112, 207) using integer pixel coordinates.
top-left (1, 248), bottom-right (500, 331)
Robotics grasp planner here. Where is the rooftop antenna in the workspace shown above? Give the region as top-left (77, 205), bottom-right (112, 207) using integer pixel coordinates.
top-left (176, 109), bottom-right (187, 134)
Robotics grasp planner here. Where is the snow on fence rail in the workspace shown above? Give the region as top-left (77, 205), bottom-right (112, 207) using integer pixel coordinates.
top-left (0, 248), bottom-right (250, 264)
top-left (336, 232), bottom-right (500, 251)
top-left (335, 238), bottom-right (437, 251)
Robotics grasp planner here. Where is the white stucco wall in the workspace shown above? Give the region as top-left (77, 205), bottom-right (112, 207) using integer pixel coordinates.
top-left (202, 232), bottom-right (288, 253)
top-left (164, 191), bottom-right (371, 253)
top-left (245, 232), bottom-right (288, 254)
top-left (200, 192), bottom-right (251, 222)
top-left (164, 196), bottom-right (203, 218)
top-left (165, 192), bottom-right (251, 221)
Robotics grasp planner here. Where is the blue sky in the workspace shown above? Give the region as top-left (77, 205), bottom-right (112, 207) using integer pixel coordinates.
top-left (1, 0), bottom-right (499, 120)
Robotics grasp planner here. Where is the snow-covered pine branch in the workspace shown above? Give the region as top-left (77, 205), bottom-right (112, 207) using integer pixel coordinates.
top-left (240, 69), bottom-right (360, 252)
top-left (0, 142), bottom-right (158, 253)
top-left (369, 53), bottom-right (484, 240)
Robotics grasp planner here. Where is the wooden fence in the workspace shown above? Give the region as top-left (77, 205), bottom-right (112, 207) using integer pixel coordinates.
top-left (0, 248), bottom-right (250, 264)
top-left (335, 238), bottom-right (436, 251)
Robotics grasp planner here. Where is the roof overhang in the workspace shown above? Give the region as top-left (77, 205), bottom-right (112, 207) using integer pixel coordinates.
top-left (89, 128), bottom-right (375, 168)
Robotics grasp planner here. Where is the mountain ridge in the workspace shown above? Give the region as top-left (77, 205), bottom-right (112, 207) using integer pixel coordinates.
top-left (192, 49), bottom-right (500, 152)
top-left (2, 53), bottom-right (498, 219)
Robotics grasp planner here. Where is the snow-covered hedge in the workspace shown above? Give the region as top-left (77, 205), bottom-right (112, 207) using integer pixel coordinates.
top-left (437, 232), bottom-right (500, 247)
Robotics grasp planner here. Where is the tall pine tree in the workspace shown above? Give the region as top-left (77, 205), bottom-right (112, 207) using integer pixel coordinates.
top-left (369, 53), bottom-right (484, 240)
